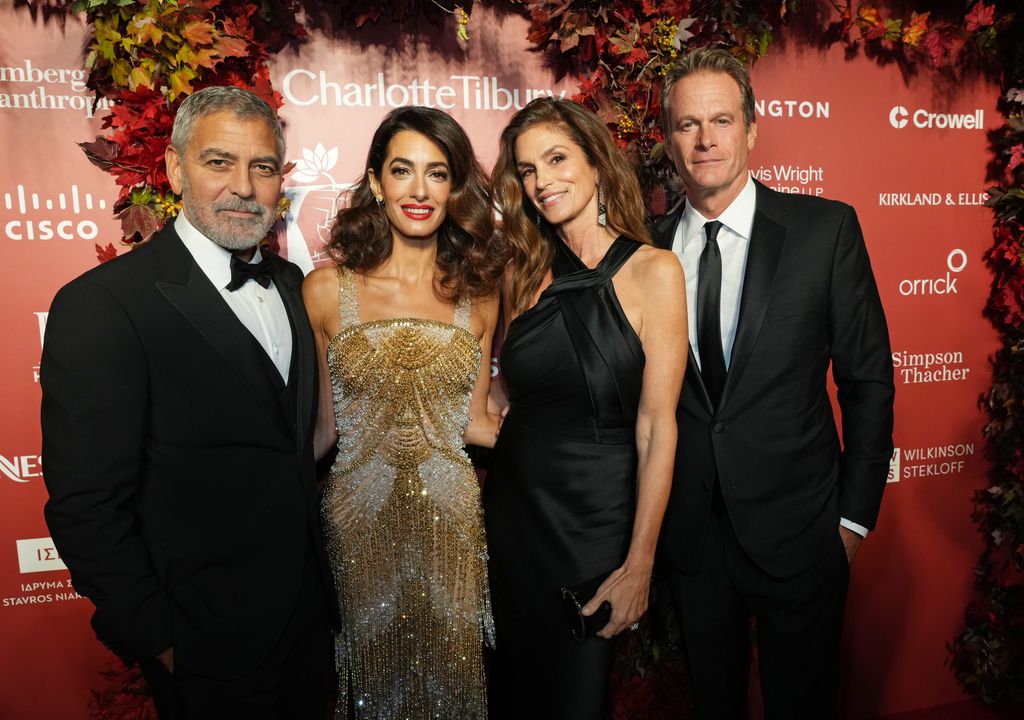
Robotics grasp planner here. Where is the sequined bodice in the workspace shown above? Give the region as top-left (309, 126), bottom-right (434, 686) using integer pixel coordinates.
top-left (321, 268), bottom-right (491, 720)
top-left (327, 317), bottom-right (479, 477)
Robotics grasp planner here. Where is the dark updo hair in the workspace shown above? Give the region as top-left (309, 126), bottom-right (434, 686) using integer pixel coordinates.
top-left (328, 106), bottom-right (504, 300)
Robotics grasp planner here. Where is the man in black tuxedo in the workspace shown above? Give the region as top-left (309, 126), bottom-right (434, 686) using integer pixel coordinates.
top-left (41, 87), bottom-right (334, 719)
top-left (654, 48), bottom-right (895, 718)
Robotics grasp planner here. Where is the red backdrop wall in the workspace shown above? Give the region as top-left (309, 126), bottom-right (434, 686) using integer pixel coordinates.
top-left (0, 5), bottom-right (1000, 718)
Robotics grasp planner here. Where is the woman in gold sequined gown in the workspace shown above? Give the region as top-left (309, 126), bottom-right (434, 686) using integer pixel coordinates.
top-left (302, 107), bottom-right (505, 720)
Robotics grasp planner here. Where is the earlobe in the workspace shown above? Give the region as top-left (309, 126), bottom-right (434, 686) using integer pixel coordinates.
top-left (367, 169), bottom-right (382, 202)
top-left (747, 122), bottom-right (758, 151)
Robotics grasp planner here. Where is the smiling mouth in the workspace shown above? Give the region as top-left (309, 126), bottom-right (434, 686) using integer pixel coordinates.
top-left (538, 191), bottom-right (566, 206)
top-left (400, 205), bottom-right (435, 220)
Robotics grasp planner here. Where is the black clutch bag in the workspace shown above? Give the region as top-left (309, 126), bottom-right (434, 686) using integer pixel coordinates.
top-left (560, 572), bottom-right (613, 642)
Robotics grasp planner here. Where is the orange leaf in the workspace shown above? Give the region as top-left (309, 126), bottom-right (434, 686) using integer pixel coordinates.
top-left (902, 11), bottom-right (929, 46)
top-left (182, 21), bottom-right (216, 46)
top-left (215, 35), bottom-right (249, 58)
top-left (857, 5), bottom-right (880, 27)
top-left (131, 17), bottom-right (164, 45)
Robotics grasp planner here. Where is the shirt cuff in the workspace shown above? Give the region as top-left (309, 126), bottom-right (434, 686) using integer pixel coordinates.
top-left (840, 518), bottom-right (868, 537)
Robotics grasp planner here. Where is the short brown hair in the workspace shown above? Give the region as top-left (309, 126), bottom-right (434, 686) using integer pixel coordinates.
top-left (661, 47), bottom-right (757, 132)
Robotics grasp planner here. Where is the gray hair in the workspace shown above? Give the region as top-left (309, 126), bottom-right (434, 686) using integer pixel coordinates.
top-left (171, 86), bottom-right (285, 158)
top-left (661, 47), bottom-right (757, 132)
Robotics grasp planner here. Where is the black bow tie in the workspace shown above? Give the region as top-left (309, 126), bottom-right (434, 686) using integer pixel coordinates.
top-left (227, 253), bottom-right (274, 292)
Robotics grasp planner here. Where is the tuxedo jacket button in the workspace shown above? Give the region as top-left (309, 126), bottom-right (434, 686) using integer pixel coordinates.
top-left (713, 422), bottom-right (725, 433)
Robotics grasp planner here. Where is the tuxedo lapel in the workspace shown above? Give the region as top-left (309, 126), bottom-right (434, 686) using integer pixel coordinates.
top-left (271, 260), bottom-right (315, 446)
top-left (151, 228), bottom-right (292, 437)
top-left (718, 187), bottom-right (786, 411)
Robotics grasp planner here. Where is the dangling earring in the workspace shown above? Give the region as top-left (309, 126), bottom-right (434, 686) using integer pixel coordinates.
top-left (597, 185), bottom-right (608, 227)
top-left (534, 210), bottom-right (544, 231)
top-left (374, 195), bottom-right (383, 206)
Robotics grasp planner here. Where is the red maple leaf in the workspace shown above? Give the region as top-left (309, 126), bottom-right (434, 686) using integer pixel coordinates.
top-left (965, 1), bottom-right (995, 32)
top-left (95, 243), bottom-right (118, 263)
top-left (921, 30), bottom-right (954, 66)
top-left (1005, 143), bottom-right (1024, 180)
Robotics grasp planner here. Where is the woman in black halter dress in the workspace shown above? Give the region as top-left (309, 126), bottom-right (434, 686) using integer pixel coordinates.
top-left (484, 98), bottom-right (687, 719)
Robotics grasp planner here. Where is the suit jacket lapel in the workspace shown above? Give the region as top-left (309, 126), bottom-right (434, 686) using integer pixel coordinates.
top-left (652, 207), bottom-right (680, 251)
top-left (271, 260), bottom-right (315, 446)
top-left (718, 185), bottom-right (786, 410)
top-left (151, 227), bottom-right (292, 437)
top-left (652, 205), bottom-right (715, 409)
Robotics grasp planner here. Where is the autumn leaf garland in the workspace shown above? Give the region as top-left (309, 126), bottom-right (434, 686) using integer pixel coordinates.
top-left (73, 0), bottom-right (303, 252)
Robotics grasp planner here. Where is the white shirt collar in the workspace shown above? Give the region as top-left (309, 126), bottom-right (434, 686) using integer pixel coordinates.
top-left (679, 173), bottom-right (757, 249)
top-left (174, 212), bottom-right (264, 291)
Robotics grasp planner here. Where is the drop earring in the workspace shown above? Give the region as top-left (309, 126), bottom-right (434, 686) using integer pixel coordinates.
top-left (597, 185), bottom-right (607, 227)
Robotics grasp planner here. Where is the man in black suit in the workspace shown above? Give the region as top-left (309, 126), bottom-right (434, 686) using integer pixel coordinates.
top-left (41, 86), bottom-right (334, 719)
top-left (655, 48), bottom-right (895, 718)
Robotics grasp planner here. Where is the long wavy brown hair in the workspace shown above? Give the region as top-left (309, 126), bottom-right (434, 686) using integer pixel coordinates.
top-left (328, 106), bottom-right (504, 300)
top-left (492, 97), bottom-right (651, 315)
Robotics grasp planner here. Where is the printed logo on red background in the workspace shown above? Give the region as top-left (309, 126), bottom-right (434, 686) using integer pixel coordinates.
top-left (888, 443), bottom-right (973, 482)
top-left (0, 58), bottom-right (113, 118)
top-left (15, 538), bottom-right (66, 574)
top-left (888, 104), bottom-right (984, 131)
top-left (755, 98), bottom-right (830, 120)
top-left (887, 448), bottom-right (900, 483)
top-left (752, 163), bottom-right (825, 196)
top-left (892, 349), bottom-right (970, 385)
top-left (282, 70), bottom-right (567, 112)
top-left (283, 142), bottom-right (354, 274)
top-left (3, 184), bottom-right (107, 242)
top-left (897, 248), bottom-right (967, 297)
top-left (0, 453), bottom-right (42, 484)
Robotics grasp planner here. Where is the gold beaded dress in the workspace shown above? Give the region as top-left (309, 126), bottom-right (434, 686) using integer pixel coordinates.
top-left (322, 268), bottom-right (493, 720)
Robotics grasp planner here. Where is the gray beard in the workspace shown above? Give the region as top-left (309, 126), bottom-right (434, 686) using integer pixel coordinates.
top-left (180, 180), bottom-right (277, 252)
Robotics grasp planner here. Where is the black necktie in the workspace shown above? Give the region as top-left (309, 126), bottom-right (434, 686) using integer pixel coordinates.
top-left (227, 253), bottom-right (274, 292)
top-left (697, 221), bottom-right (727, 407)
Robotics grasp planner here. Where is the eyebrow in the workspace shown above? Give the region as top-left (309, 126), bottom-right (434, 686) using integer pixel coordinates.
top-left (196, 148), bottom-right (280, 169)
top-left (678, 110), bottom-right (735, 125)
top-left (517, 145), bottom-right (570, 168)
top-left (389, 156), bottom-right (449, 170)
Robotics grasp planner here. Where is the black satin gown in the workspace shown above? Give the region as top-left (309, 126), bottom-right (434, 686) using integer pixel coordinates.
top-left (484, 236), bottom-right (645, 720)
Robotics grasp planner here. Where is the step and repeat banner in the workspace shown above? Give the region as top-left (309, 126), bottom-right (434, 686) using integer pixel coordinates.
top-left (0, 5), bottom-right (999, 719)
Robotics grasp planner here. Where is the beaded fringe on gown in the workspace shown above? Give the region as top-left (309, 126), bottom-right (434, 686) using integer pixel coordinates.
top-left (322, 268), bottom-right (493, 719)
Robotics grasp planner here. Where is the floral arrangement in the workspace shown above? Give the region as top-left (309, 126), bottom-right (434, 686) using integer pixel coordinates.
top-left (946, 3), bottom-right (1024, 701)
top-left (71, 0), bottom-right (303, 258)
top-left (522, 0), bottom-right (794, 215)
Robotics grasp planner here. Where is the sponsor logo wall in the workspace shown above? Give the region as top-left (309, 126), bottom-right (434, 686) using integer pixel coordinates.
top-left (0, 5), bottom-right (1001, 719)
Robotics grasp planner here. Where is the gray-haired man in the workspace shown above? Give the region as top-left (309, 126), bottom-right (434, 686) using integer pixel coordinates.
top-left (42, 86), bottom-right (335, 719)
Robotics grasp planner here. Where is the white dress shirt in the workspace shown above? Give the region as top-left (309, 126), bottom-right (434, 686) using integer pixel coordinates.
top-left (668, 175), bottom-right (867, 538)
top-left (175, 213), bottom-right (293, 382)
top-left (671, 174), bottom-right (755, 371)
